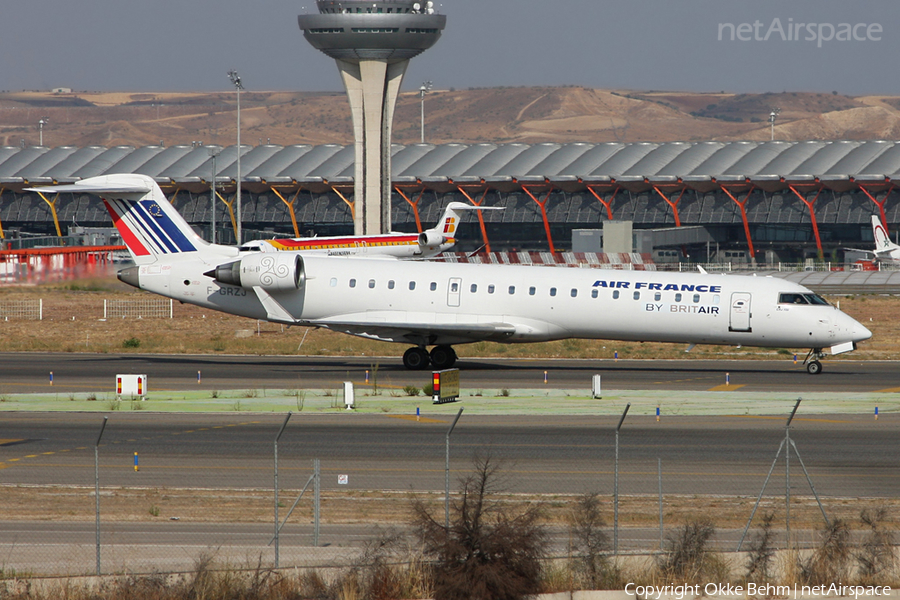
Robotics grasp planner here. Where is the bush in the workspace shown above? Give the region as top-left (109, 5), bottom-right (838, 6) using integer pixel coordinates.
top-left (122, 337), bottom-right (141, 348)
top-left (744, 512), bottom-right (776, 583)
top-left (403, 385), bottom-right (421, 397)
top-left (569, 492), bottom-right (618, 589)
top-left (659, 518), bottom-right (724, 582)
top-left (412, 455), bottom-right (547, 600)
top-left (799, 519), bottom-right (851, 585)
top-left (857, 508), bottom-right (895, 583)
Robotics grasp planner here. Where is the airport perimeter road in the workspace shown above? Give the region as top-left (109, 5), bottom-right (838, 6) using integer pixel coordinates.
top-left (0, 353), bottom-right (896, 393)
top-left (1, 412), bottom-right (898, 498)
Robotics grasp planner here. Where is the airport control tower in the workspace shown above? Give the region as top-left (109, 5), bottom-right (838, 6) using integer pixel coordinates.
top-left (299, 1), bottom-right (446, 234)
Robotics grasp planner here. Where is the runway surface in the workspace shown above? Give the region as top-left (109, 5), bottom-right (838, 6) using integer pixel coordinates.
top-left (1, 352), bottom-right (898, 574)
top-left (2, 412), bottom-right (897, 497)
top-left (0, 352), bottom-right (897, 394)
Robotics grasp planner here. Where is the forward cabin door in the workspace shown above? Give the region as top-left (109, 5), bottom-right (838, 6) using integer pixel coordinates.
top-left (447, 277), bottom-right (462, 307)
top-left (729, 292), bottom-right (752, 332)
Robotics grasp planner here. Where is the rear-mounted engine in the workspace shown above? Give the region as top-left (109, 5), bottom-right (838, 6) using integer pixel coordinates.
top-left (418, 230), bottom-right (446, 247)
top-left (206, 254), bottom-right (305, 292)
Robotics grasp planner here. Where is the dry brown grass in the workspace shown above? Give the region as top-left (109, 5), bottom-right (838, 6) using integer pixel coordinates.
top-left (1, 278), bottom-right (897, 361)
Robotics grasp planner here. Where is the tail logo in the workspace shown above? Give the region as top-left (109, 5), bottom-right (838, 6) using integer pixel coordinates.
top-left (105, 198), bottom-right (197, 256)
top-left (443, 218), bottom-right (456, 234)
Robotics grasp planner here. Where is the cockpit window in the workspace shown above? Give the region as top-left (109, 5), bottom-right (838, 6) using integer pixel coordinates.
top-left (805, 293), bottom-right (830, 305)
top-left (779, 292), bottom-right (830, 306)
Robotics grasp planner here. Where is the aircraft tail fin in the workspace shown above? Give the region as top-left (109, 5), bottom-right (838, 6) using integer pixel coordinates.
top-left (419, 202), bottom-right (504, 248)
top-left (872, 215), bottom-right (897, 251)
top-left (27, 174), bottom-right (209, 265)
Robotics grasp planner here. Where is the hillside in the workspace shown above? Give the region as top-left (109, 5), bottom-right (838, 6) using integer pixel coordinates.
top-left (2, 87), bottom-right (900, 149)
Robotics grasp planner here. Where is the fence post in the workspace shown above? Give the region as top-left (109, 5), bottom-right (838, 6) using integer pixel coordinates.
top-left (314, 458), bottom-right (320, 547)
top-left (445, 408), bottom-right (464, 529)
top-left (39, 298), bottom-right (43, 321)
top-left (274, 412), bottom-right (292, 568)
top-left (94, 416), bottom-right (108, 576)
top-left (614, 403), bottom-right (631, 556)
top-left (103, 299), bottom-right (107, 320)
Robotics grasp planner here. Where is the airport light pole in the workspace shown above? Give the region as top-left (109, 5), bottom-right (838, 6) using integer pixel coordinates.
top-left (228, 70), bottom-right (244, 245)
top-left (419, 81), bottom-right (432, 144)
top-left (208, 147), bottom-right (220, 243)
top-left (769, 108), bottom-right (780, 141)
top-left (38, 117), bottom-right (49, 146)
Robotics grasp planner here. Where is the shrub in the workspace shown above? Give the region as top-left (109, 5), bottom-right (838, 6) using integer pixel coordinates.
top-left (798, 519), bottom-right (851, 585)
top-left (744, 512), bottom-right (776, 583)
top-left (122, 337), bottom-right (141, 348)
top-left (569, 492), bottom-right (618, 589)
top-left (659, 518), bottom-right (722, 582)
top-left (411, 455), bottom-right (547, 600)
top-left (403, 385), bottom-right (421, 397)
top-left (857, 508), bottom-right (895, 583)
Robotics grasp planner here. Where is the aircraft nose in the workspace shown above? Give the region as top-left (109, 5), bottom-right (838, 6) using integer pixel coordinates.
top-left (841, 312), bottom-right (872, 343)
top-left (853, 321), bottom-right (873, 343)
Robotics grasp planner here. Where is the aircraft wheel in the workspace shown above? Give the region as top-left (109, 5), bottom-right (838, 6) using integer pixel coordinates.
top-left (403, 347), bottom-right (431, 370)
top-left (806, 360), bottom-right (823, 375)
top-left (430, 345), bottom-right (457, 370)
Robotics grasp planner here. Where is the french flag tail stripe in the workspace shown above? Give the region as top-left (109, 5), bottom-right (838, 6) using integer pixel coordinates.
top-left (110, 198), bottom-right (170, 255)
top-left (129, 201), bottom-right (180, 254)
top-left (104, 199), bottom-right (151, 257)
top-left (139, 200), bottom-right (196, 252)
top-left (105, 198), bottom-right (199, 256)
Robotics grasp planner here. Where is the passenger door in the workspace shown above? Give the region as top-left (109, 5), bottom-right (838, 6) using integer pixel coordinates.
top-left (447, 277), bottom-right (462, 307)
top-left (729, 292), bottom-right (752, 332)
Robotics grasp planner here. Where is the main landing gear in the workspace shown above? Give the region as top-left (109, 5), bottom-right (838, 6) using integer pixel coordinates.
top-left (803, 348), bottom-right (825, 375)
top-left (402, 345), bottom-right (457, 370)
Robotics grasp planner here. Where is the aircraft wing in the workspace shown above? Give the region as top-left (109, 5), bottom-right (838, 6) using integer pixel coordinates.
top-left (310, 315), bottom-right (518, 345)
top-left (843, 247), bottom-right (875, 256)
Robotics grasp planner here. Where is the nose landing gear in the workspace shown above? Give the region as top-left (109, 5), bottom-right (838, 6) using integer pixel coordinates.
top-left (803, 348), bottom-right (825, 374)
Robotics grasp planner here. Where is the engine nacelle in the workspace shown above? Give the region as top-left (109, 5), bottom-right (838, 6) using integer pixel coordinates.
top-left (418, 230), bottom-right (447, 248)
top-left (208, 253), bottom-right (304, 292)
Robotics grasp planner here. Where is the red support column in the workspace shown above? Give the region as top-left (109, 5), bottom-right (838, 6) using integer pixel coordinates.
top-left (393, 185), bottom-right (426, 233)
top-left (651, 185), bottom-right (685, 227)
top-left (453, 182), bottom-right (492, 253)
top-left (585, 185), bottom-right (619, 220)
top-left (858, 184), bottom-right (894, 231)
top-left (788, 184), bottom-right (824, 260)
top-left (718, 184), bottom-right (757, 260)
top-left (521, 184), bottom-right (556, 254)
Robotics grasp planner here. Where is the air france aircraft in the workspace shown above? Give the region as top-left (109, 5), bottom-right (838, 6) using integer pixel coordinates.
top-left (238, 202), bottom-right (497, 259)
top-left (846, 216), bottom-right (900, 263)
top-left (28, 175), bottom-right (872, 374)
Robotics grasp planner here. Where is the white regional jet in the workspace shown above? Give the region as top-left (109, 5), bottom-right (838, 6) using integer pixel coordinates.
top-left (238, 202), bottom-right (497, 259)
top-left (29, 175), bottom-right (872, 374)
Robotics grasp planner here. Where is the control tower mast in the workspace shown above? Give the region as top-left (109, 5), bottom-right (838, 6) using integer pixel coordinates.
top-left (299, 1), bottom-right (446, 234)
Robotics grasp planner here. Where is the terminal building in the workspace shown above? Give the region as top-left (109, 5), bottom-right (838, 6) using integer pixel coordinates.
top-left (1, 140), bottom-right (899, 262)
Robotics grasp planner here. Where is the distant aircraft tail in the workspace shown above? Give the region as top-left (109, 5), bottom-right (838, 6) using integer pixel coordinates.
top-left (872, 215), bottom-right (897, 251)
top-left (27, 174), bottom-right (210, 265)
top-left (418, 202), bottom-right (503, 248)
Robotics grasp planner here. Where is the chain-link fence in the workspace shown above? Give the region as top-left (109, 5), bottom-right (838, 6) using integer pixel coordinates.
top-left (103, 298), bottom-right (173, 319)
top-left (1, 409), bottom-right (896, 578)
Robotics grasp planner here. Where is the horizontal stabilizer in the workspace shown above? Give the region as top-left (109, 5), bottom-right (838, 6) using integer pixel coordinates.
top-left (25, 182), bottom-right (152, 195)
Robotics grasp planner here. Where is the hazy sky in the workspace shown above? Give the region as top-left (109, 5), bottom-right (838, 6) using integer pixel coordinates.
top-left (1, 0), bottom-right (897, 95)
